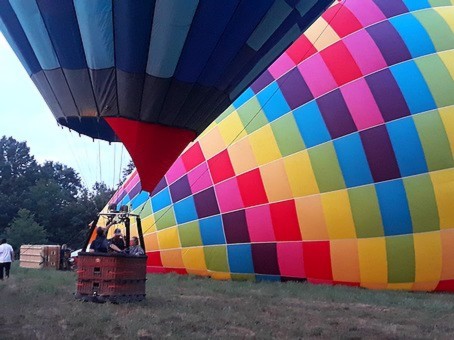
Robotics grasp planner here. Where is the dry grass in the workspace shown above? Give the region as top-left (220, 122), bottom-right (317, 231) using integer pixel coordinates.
top-left (1, 264), bottom-right (453, 339)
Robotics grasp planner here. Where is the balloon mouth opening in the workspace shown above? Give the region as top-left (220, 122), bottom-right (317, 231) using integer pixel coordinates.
top-left (58, 117), bottom-right (119, 142)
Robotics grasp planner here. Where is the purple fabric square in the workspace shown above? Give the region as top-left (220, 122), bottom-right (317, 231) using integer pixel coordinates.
top-left (277, 67), bottom-right (313, 110)
top-left (366, 21), bottom-right (411, 66)
top-left (251, 243), bottom-right (280, 275)
top-left (194, 187), bottom-right (220, 218)
top-left (366, 69), bottom-right (410, 122)
top-left (128, 182), bottom-right (142, 199)
top-left (222, 210), bottom-right (250, 244)
top-left (373, 0), bottom-right (408, 18)
top-left (251, 70), bottom-right (274, 93)
top-left (316, 89), bottom-right (357, 139)
top-left (360, 125), bottom-right (401, 182)
top-left (151, 177), bottom-right (167, 196)
top-left (116, 190), bottom-right (127, 205)
top-left (169, 175), bottom-right (191, 202)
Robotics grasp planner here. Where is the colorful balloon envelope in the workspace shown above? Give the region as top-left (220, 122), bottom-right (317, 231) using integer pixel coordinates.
top-left (0, 0), bottom-right (333, 190)
top-left (107, 0), bottom-right (454, 292)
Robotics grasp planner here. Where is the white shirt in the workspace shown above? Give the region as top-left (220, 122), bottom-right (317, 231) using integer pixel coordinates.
top-left (0, 243), bottom-right (14, 263)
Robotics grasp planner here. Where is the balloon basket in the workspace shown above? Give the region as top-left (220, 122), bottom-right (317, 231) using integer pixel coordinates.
top-left (75, 252), bottom-right (147, 303)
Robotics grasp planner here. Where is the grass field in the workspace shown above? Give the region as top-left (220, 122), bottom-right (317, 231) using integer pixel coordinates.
top-left (1, 264), bottom-right (453, 339)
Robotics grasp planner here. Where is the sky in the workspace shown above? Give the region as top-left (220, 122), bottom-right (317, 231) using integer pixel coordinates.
top-left (0, 33), bottom-right (132, 190)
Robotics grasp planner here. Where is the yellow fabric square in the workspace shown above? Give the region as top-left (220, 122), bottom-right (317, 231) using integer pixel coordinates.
top-left (430, 169), bottom-right (454, 229)
top-left (295, 196), bottom-right (329, 240)
top-left (199, 121), bottom-right (217, 138)
top-left (321, 190), bottom-right (356, 239)
top-left (305, 17), bottom-right (340, 51)
top-left (142, 215), bottom-right (157, 233)
top-left (227, 137), bottom-right (258, 174)
top-left (259, 160), bottom-right (293, 202)
top-left (358, 237), bottom-right (388, 284)
top-left (439, 50), bottom-right (454, 80)
top-left (435, 7), bottom-right (454, 32)
top-left (199, 126), bottom-right (227, 159)
top-left (412, 281), bottom-right (438, 292)
top-left (441, 229), bottom-right (454, 280)
top-left (248, 125), bottom-right (282, 166)
top-left (413, 232), bottom-right (442, 283)
top-left (386, 283), bottom-right (413, 291)
top-left (217, 111), bottom-right (247, 145)
top-left (182, 247), bottom-right (207, 271)
top-left (160, 249), bottom-right (184, 268)
top-left (129, 223), bottom-right (138, 238)
top-left (211, 272), bottom-right (231, 280)
top-left (284, 151), bottom-right (319, 198)
top-left (157, 227), bottom-right (180, 249)
top-left (330, 239), bottom-right (360, 283)
top-left (439, 105), bottom-right (454, 157)
top-left (144, 232), bottom-right (159, 251)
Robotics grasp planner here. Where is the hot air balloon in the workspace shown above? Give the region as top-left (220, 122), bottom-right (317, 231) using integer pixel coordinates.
top-left (108, 0), bottom-right (454, 292)
top-left (0, 0), bottom-right (334, 191)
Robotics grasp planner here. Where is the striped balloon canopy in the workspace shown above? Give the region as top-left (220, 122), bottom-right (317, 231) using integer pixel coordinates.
top-left (105, 0), bottom-right (454, 292)
top-left (0, 0), bottom-right (333, 191)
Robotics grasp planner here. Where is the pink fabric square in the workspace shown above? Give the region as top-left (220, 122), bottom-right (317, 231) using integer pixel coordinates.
top-left (245, 205), bottom-right (275, 242)
top-left (343, 29), bottom-right (387, 76)
top-left (277, 242), bottom-right (306, 278)
top-left (268, 52), bottom-right (296, 79)
top-left (125, 171), bottom-right (140, 192)
top-left (187, 162), bottom-right (212, 194)
top-left (341, 78), bottom-right (384, 130)
top-left (345, 0), bottom-right (386, 27)
top-left (165, 157), bottom-right (186, 184)
top-left (297, 54), bottom-right (337, 98)
top-left (214, 177), bottom-right (244, 213)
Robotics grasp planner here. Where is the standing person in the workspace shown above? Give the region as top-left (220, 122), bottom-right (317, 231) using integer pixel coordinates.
top-left (0, 239), bottom-right (14, 280)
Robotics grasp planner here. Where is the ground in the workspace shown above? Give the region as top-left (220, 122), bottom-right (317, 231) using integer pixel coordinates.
top-left (0, 264), bottom-right (453, 339)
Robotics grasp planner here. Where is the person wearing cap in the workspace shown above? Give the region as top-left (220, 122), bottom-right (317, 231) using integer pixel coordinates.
top-left (108, 228), bottom-right (126, 252)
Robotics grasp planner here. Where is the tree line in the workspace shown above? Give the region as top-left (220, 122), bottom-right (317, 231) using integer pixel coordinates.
top-left (0, 136), bottom-right (134, 251)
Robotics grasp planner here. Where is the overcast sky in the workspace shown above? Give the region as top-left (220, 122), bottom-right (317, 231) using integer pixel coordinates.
top-left (0, 33), bottom-right (131, 189)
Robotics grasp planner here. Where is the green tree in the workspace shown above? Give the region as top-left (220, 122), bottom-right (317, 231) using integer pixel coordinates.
top-left (0, 136), bottom-right (40, 233)
top-left (6, 209), bottom-right (48, 250)
top-left (120, 160), bottom-right (135, 184)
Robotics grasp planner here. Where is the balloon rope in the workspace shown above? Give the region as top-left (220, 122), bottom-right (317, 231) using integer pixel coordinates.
top-left (138, 0), bottom-right (348, 237)
top-left (112, 143), bottom-right (116, 189)
top-left (98, 140), bottom-right (102, 184)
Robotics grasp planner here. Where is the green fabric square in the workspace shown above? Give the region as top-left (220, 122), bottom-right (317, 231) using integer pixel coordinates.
top-left (349, 185), bottom-right (384, 238)
top-left (414, 9), bottom-right (454, 53)
top-left (204, 246), bottom-right (229, 272)
top-left (415, 54), bottom-right (454, 108)
top-left (132, 200), bottom-right (152, 218)
top-left (404, 174), bottom-right (439, 233)
top-left (270, 113), bottom-right (305, 156)
top-left (236, 97), bottom-right (268, 134)
top-left (155, 207), bottom-right (176, 231)
top-left (386, 235), bottom-right (415, 283)
top-left (413, 111), bottom-right (454, 171)
top-left (178, 221), bottom-right (202, 247)
top-left (308, 142), bottom-right (345, 192)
